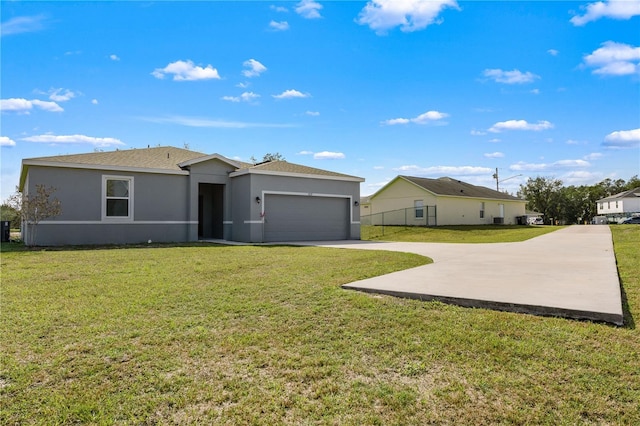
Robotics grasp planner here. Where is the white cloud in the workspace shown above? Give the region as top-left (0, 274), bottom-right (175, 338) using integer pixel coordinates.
top-left (571, 0), bottom-right (640, 26)
top-left (482, 68), bottom-right (540, 84)
top-left (305, 111), bottom-right (320, 116)
top-left (484, 152), bottom-right (505, 159)
top-left (488, 119), bottom-right (553, 133)
top-left (21, 134), bottom-right (125, 147)
top-left (603, 128), bottom-right (640, 149)
top-left (151, 60), bottom-right (220, 81)
top-left (242, 59), bottom-right (267, 78)
top-left (1, 15), bottom-right (47, 36)
top-left (393, 165), bottom-right (493, 176)
top-left (470, 129), bottom-right (487, 136)
top-left (269, 20), bottom-right (290, 31)
top-left (530, 89), bottom-right (540, 95)
top-left (296, 0), bottom-right (323, 19)
top-left (222, 92), bottom-right (261, 103)
top-left (236, 82), bottom-right (250, 88)
top-left (138, 115), bottom-right (296, 129)
top-left (0, 136), bottom-right (16, 147)
top-left (583, 41), bottom-right (640, 76)
top-left (314, 151), bottom-right (345, 160)
top-left (382, 110), bottom-right (449, 125)
top-left (91, 99), bottom-right (98, 105)
top-left (357, 0), bottom-right (459, 34)
top-left (373, 166), bottom-right (385, 170)
top-left (109, 54), bottom-right (120, 61)
top-left (547, 49), bottom-right (559, 56)
top-left (271, 5), bottom-right (289, 13)
top-left (563, 171), bottom-right (604, 185)
top-left (509, 159), bottom-right (590, 172)
top-left (0, 98), bottom-right (63, 113)
top-left (584, 152), bottom-right (603, 160)
top-left (48, 88), bottom-right (76, 102)
top-left (297, 150), bottom-right (314, 155)
top-left (488, 138), bottom-right (501, 143)
top-left (272, 89), bottom-right (310, 99)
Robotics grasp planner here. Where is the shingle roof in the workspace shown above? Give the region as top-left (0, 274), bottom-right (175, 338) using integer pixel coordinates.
top-left (597, 187), bottom-right (640, 202)
top-left (244, 160), bottom-right (362, 180)
top-left (25, 146), bottom-right (207, 171)
top-left (401, 176), bottom-right (523, 201)
top-left (21, 146), bottom-right (362, 182)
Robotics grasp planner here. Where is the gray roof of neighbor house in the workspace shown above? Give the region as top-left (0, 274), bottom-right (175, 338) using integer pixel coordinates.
top-left (20, 146), bottom-right (363, 188)
top-left (399, 176), bottom-right (524, 201)
top-left (596, 187), bottom-right (640, 202)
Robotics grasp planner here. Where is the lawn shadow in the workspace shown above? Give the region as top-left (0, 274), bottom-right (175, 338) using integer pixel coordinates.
top-left (619, 276), bottom-right (636, 329)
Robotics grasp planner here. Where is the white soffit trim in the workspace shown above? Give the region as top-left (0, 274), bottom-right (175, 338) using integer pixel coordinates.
top-left (229, 168), bottom-right (364, 182)
top-left (22, 160), bottom-right (190, 176)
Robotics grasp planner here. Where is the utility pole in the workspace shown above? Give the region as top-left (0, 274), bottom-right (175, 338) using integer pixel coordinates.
top-left (492, 167), bottom-right (499, 191)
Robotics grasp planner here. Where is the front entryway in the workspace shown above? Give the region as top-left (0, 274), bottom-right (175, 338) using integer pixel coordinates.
top-left (198, 183), bottom-right (224, 239)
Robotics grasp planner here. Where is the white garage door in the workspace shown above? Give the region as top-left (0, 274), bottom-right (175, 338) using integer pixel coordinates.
top-left (264, 195), bottom-right (350, 242)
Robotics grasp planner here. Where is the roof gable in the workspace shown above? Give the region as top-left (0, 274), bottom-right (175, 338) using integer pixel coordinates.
top-left (597, 187), bottom-right (640, 202)
top-left (372, 175), bottom-right (523, 201)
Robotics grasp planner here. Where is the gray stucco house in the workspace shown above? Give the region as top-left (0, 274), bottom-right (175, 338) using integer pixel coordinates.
top-left (19, 146), bottom-right (364, 245)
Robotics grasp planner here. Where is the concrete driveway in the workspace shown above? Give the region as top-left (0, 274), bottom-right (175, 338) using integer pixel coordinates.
top-left (296, 226), bottom-right (623, 325)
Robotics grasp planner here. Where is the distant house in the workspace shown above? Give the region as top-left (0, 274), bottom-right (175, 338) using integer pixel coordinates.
top-left (363, 175), bottom-right (526, 226)
top-left (596, 187), bottom-right (640, 217)
top-left (19, 146), bottom-right (363, 245)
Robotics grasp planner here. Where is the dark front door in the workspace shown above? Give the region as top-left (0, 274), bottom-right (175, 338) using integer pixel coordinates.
top-left (198, 184), bottom-right (224, 239)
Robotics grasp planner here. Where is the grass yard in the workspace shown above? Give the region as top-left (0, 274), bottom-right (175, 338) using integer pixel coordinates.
top-left (1, 226), bottom-right (639, 424)
top-left (362, 224), bottom-right (562, 242)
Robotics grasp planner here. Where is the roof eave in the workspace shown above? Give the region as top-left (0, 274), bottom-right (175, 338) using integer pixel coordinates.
top-left (20, 159), bottom-right (190, 179)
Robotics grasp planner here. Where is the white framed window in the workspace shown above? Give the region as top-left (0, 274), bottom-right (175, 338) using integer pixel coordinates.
top-left (480, 202), bottom-right (485, 219)
top-left (414, 200), bottom-right (424, 218)
top-left (102, 175), bottom-right (133, 221)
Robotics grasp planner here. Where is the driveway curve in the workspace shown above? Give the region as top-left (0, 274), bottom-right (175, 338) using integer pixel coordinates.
top-left (296, 226), bottom-right (623, 325)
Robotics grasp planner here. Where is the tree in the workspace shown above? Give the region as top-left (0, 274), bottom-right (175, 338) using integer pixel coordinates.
top-left (518, 177), bottom-right (564, 225)
top-left (0, 203), bottom-right (21, 228)
top-left (9, 185), bottom-right (62, 246)
top-left (250, 152), bottom-right (286, 164)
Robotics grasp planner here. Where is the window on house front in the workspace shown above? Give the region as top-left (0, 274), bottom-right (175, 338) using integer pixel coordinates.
top-left (414, 200), bottom-right (424, 218)
top-left (616, 201), bottom-right (618, 208)
top-left (480, 202), bottom-right (485, 218)
top-left (103, 176), bottom-right (133, 220)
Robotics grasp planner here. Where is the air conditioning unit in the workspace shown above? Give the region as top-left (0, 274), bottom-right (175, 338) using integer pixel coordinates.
top-left (493, 217), bottom-right (504, 224)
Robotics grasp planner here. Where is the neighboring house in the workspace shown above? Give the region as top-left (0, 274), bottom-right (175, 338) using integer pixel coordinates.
top-left (19, 146), bottom-right (363, 245)
top-left (363, 175), bottom-right (526, 226)
top-left (596, 187), bottom-right (640, 217)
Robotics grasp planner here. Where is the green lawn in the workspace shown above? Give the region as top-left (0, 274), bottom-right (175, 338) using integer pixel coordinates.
top-left (362, 224), bottom-right (562, 242)
top-left (1, 227), bottom-right (639, 424)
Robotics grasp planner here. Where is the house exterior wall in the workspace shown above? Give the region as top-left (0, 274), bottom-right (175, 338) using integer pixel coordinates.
top-left (597, 198), bottom-right (640, 215)
top-left (368, 177), bottom-right (525, 226)
top-left (24, 165), bottom-right (190, 245)
top-left (434, 196), bottom-right (524, 225)
top-left (231, 173), bottom-right (361, 242)
top-left (369, 178), bottom-right (438, 217)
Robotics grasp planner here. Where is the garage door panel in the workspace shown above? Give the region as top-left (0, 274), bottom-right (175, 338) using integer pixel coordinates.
top-left (264, 195), bottom-right (349, 242)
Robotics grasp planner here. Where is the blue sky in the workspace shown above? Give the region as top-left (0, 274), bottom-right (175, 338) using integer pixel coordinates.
top-left (1, 0), bottom-right (639, 200)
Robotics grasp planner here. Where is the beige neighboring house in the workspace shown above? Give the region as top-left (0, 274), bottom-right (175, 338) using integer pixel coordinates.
top-left (363, 175), bottom-right (526, 226)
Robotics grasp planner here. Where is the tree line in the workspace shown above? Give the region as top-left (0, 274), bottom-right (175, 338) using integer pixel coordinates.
top-left (517, 176), bottom-right (640, 225)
